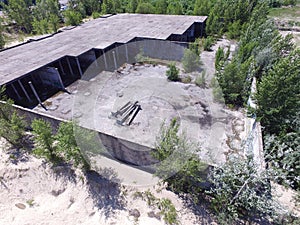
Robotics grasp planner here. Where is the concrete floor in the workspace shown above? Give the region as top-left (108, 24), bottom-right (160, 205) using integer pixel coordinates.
top-left (34, 61), bottom-right (246, 166)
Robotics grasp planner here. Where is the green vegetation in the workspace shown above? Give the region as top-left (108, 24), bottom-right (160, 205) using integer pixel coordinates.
top-left (32, 119), bottom-right (90, 170)
top-left (0, 86), bottom-right (26, 148)
top-left (133, 190), bottom-right (179, 225)
top-left (182, 48), bottom-right (200, 72)
top-left (166, 63), bottom-right (179, 81)
top-left (195, 70), bottom-right (206, 88)
top-left (207, 156), bottom-right (279, 224)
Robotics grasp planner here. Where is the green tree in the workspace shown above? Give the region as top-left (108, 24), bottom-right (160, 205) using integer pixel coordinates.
top-left (155, 0), bottom-right (168, 14)
top-left (136, 2), bottom-right (156, 14)
top-left (193, 0), bottom-right (213, 16)
top-left (152, 118), bottom-right (206, 196)
top-left (166, 63), bottom-right (179, 81)
top-left (31, 119), bottom-right (57, 161)
top-left (55, 122), bottom-right (90, 170)
top-left (32, 0), bottom-right (61, 34)
top-left (256, 49), bottom-right (300, 134)
top-left (166, 0), bottom-right (183, 15)
top-left (63, 10), bottom-right (82, 26)
top-left (1, 0), bottom-right (33, 33)
top-left (0, 86), bottom-right (26, 148)
top-left (207, 156), bottom-right (279, 224)
top-left (126, 0), bottom-right (138, 13)
top-left (182, 48), bottom-right (200, 72)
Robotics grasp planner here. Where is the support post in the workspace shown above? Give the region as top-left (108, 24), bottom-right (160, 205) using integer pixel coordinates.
top-left (112, 51), bottom-right (117, 70)
top-left (28, 81), bottom-right (46, 110)
top-left (18, 80), bottom-right (31, 102)
top-left (58, 59), bottom-right (65, 75)
top-left (102, 49), bottom-right (108, 70)
top-left (76, 57), bottom-right (83, 77)
top-left (66, 57), bottom-right (74, 76)
top-left (10, 83), bottom-right (21, 100)
top-left (125, 44), bottom-right (129, 62)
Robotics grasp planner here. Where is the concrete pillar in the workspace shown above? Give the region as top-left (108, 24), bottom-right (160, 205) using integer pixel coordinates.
top-left (55, 68), bottom-right (65, 90)
top-left (66, 57), bottom-right (74, 76)
top-left (28, 81), bottom-right (46, 110)
top-left (10, 83), bottom-right (21, 100)
top-left (76, 57), bottom-right (83, 77)
top-left (112, 51), bottom-right (117, 70)
top-left (93, 50), bottom-right (99, 67)
top-left (125, 44), bottom-right (129, 62)
top-left (58, 59), bottom-right (65, 75)
top-left (17, 80), bottom-right (31, 102)
top-left (102, 49), bottom-right (108, 70)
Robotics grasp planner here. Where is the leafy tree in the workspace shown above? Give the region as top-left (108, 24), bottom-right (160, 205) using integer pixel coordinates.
top-left (215, 46), bottom-right (225, 71)
top-left (56, 122), bottom-right (90, 170)
top-left (126, 0), bottom-right (138, 13)
top-left (0, 86), bottom-right (26, 148)
top-left (152, 118), bottom-right (206, 199)
top-left (182, 48), bottom-right (200, 73)
top-left (193, 0), bottom-right (213, 16)
top-left (202, 36), bottom-right (214, 51)
top-left (1, 0), bottom-right (33, 33)
top-left (166, 63), bottom-right (179, 81)
top-left (31, 119), bottom-right (57, 161)
top-left (136, 2), bottom-right (156, 14)
top-left (207, 156), bottom-right (279, 224)
top-left (0, 22), bottom-right (4, 49)
top-left (256, 49), bottom-right (300, 134)
top-left (155, 0), bottom-right (168, 14)
top-left (63, 10), bottom-right (82, 26)
top-left (32, 0), bottom-right (61, 34)
top-left (166, 0), bottom-right (183, 15)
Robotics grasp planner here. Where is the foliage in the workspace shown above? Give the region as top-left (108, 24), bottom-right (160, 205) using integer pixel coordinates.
top-left (56, 122), bottom-right (90, 170)
top-left (189, 38), bottom-right (201, 55)
top-left (1, 0), bottom-right (33, 33)
top-left (193, 0), bottom-right (214, 16)
top-left (31, 119), bottom-right (57, 161)
top-left (0, 86), bottom-right (26, 147)
top-left (31, 119), bottom-right (90, 170)
top-left (182, 48), bottom-right (200, 72)
top-left (0, 22), bottom-right (5, 49)
top-left (264, 133), bottom-right (300, 190)
top-left (256, 49), bottom-right (300, 134)
top-left (63, 10), bottom-right (82, 26)
top-left (133, 190), bottom-right (179, 225)
top-left (32, 0), bottom-right (61, 34)
top-left (202, 36), bottom-right (214, 51)
top-left (195, 70), bottom-right (206, 88)
top-left (136, 2), bottom-right (156, 14)
top-left (152, 118), bottom-right (206, 199)
top-left (166, 63), bottom-right (179, 81)
top-left (207, 156), bottom-right (280, 224)
top-left (215, 46), bottom-right (225, 71)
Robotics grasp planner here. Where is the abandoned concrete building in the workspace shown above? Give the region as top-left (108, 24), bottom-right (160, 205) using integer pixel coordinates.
top-left (0, 14), bottom-right (218, 172)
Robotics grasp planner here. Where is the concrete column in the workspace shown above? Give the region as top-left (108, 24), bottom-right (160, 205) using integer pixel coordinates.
top-left (66, 57), bottom-right (74, 76)
top-left (10, 83), bottom-right (21, 100)
top-left (58, 59), bottom-right (65, 75)
top-left (76, 57), bottom-right (83, 77)
top-left (125, 44), bottom-right (129, 62)
top-left (102, 49), bottom-right (108, 70)
top-left (93, 50), bottom-right (99, 67)
top-left (112, 51), bottom-right (117, 70)
top-left (18, 80), bottom-right (31, 102)
top-left (55, 68), bottom-right (65, 90)
top-left (28, 81), bottom-right (46, 110)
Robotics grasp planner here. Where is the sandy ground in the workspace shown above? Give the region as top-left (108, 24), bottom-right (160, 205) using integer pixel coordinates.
top-left (0, 138), bottom-right (217, 225)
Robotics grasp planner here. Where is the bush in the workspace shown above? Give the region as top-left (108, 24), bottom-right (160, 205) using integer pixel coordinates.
top-left (92, 12), bottom-right (102, 19)
top-left (203, 36), bottom-right (214, 51)
top-left (64, 10), bottom-right (82, 26)
top-left (166, 63), bottom-right (179, 81)
top-left (182, 49), bottom-right (200, 73)
top-left (136, 2), bottom-right (156, 14)
top-left (0, 86), bottom-right (26, 147)
top-left (195, 70), bottom-right (206, 88)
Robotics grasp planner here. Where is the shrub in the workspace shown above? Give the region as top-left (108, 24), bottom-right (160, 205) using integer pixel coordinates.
top-left (195, 70), bottom-right (206, 88)
top-left (64, 10), bottom-right (82, 26)
top-left (182, 49), bottom-right (200, 73)
top-left (166, 63), bottom-right (179, 81)
top-left (203, 36), bottom-right (214, 51)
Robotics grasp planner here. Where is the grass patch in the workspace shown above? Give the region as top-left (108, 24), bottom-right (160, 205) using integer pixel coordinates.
top-left (269, 6), bottom-right (300, 18)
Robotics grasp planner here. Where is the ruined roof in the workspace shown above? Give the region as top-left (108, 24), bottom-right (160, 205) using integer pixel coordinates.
top-left (0, 13), bottom-right (207, 85)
